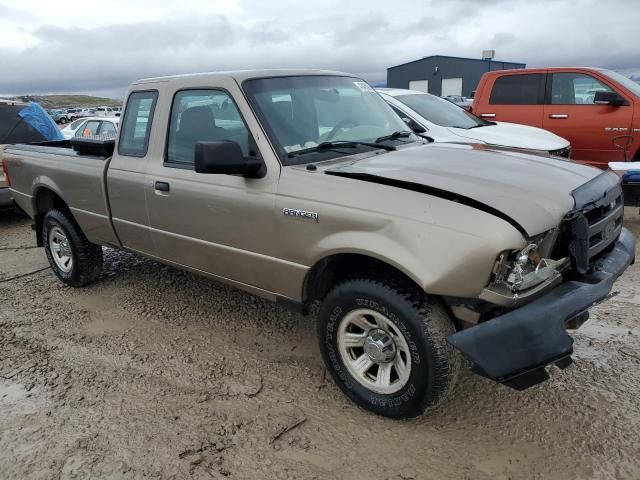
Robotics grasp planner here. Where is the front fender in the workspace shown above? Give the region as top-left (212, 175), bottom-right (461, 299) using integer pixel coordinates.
top-left (306, 215), bottom-right (523, 299)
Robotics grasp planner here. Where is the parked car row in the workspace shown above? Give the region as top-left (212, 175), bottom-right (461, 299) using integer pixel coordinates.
top-left (47, 106), bottom-right (121, 124)
top-left (2, 69), bottom-right (635, 419)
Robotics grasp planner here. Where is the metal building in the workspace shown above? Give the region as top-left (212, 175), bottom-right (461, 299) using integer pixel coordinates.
top-left (386, 55), bottom-right (526, 97)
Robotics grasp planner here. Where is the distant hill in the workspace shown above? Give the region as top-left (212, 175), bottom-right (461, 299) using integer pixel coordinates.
top-left (12, 94), bottom-right (122, 109)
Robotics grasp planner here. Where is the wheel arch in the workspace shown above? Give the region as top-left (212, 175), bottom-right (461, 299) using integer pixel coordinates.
top-left (32, 186), bottom-right (73, 246)
top-left (302, 252), bottom-right (426, 312)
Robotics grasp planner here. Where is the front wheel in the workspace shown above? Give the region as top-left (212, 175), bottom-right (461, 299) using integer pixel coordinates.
top-left (42, 209), bottom-right (103, 287)
top-left (317, 279), bottom-right (460, 418)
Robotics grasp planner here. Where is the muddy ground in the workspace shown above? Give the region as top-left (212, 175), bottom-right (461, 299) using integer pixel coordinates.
top-left (1, 207), bottom-right (639, 480)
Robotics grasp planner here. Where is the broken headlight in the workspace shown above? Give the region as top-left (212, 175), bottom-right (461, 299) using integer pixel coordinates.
top-left (492, 230), bottom-right (568, 293)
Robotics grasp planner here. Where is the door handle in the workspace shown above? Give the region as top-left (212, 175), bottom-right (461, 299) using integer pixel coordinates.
top-left (549, 114), bottom-right (569, 119)
top-left (154, 181), bottom-right (170, 192)
top-left (480, 113), bottom-right (496, 118)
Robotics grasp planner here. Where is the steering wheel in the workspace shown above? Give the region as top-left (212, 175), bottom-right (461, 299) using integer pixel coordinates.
top-left (326, 119), bottom-right (358, 141)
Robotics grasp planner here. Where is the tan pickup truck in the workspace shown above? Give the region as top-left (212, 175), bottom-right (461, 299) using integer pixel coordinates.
top-left (2, 70), bottom-right (636, 418)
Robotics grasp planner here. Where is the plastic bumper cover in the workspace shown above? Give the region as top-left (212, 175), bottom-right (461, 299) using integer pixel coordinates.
top-left (447, 227), bottom-right (636, 389)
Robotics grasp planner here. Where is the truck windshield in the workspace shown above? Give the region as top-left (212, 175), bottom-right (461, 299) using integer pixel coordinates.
top-left (243, 76), bottom-right (415, 165)
top-left (600, 69), bottom-right (640, 97)
top-left (394, 93), bottom-right (488, 129)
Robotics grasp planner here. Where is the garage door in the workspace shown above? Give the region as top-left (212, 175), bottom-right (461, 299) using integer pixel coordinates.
top-left (408, 80), bottom-right (429, 93)
top-left (441, 78), bottom-right (463, 97)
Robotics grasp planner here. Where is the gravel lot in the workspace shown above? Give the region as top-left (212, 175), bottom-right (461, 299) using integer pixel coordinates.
top-left (1, 207), bottom-right (639, 480)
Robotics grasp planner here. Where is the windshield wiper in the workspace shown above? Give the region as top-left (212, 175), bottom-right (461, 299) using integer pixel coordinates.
top-left (287, 140), bottom-right (395, 158)
top-left (375, 131), bottom-right (412, 143)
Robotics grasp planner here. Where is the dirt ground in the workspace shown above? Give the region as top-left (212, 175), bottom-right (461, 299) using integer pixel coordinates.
top-left (1, 207), bottom-right (639, 480)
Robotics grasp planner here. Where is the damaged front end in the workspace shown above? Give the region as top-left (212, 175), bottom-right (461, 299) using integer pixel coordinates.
top-left (447, 172), bottom-right (635, 390)
top-left (479, 229), bottom-right (569, 308)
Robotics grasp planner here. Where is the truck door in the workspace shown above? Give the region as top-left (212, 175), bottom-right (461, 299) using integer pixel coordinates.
top-left (145, 83), bottom-right (280, 292)
top-left (543, 72), bottom-right (633, 168)
top-left (475, 73), bottom-right (546, 127)
top-left (107, 90), bottom-right (158, 255)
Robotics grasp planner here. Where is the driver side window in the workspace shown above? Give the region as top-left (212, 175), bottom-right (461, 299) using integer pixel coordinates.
top-left (550, 73), bottom-right (613, 105)
top-left (166, 89), bottom-right (257, 167)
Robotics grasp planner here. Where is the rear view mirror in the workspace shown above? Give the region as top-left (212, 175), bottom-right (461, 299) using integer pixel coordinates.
top-left (195, 141), bottom-right (264, 178)
top-left (594, 91), bottom-right (628, 107)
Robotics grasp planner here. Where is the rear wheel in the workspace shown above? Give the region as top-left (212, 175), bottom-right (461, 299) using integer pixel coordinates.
top-left (42, 209), bottom-right (103, 287)
top-left (317, 278), bottom-right (460, 418)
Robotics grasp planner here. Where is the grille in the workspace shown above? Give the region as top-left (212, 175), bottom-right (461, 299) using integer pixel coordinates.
top-left (550, 146), bottom-right (571, 158)
top-left (553, 173), bottom-right (624, 274)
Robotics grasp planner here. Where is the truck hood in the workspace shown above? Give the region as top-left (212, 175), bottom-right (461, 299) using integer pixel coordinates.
top-left (325, 143), bottom-right (600, 236)
top-left (448, 122), bottom-right (570, 152)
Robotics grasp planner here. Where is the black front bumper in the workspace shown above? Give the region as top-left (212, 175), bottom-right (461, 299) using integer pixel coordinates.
top-left (447, 227), bottom-right (636, 390)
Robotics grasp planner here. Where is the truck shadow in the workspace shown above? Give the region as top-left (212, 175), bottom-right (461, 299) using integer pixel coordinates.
top-left (0, 206), bottom-right (29, 228)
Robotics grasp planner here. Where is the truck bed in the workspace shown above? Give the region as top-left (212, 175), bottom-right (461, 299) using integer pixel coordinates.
top-left (8, 136), bottom-right (115, 159)
top-left (3, 142), bottom-right (119, 246)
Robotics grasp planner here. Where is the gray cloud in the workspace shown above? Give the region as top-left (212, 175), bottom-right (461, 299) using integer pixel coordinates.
top-left (0, 3), bottom-right (37, 21)
top-left (1, 0), bottom-right (639, 98)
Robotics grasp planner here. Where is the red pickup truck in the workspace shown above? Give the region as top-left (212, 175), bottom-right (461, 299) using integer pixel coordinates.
top-left (472, 67), bottom-right (640, 168)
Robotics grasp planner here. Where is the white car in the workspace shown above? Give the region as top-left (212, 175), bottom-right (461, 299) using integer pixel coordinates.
top-left (60, 117), bottom-right (119, 140)
top-left (94, 106), bottom-right (119, 117)
top-left (378, 88), bottom-right (571, 157)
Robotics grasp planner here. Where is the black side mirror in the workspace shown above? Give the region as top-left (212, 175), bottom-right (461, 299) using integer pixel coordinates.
top-left (401, 117), bottom-right (427, 134)
top-left (195, 141), bottom-right (264, 178)
top-left (594, 90), bottom-right (628, 107)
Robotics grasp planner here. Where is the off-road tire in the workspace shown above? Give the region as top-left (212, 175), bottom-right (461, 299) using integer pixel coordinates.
top-left (42, 209), bottom-right (103, 287)
top-left (317, 278), bottom-right (461, 418)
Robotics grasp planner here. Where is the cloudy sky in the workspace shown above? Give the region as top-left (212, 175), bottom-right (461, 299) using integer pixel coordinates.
top-left (1, 0), bottom-right (639, 99)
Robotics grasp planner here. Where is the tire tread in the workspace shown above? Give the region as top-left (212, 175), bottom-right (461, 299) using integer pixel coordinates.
top-left (318, 276), bottom-right (461, 418)
top-left (42, 209), bottom-right (103, 287)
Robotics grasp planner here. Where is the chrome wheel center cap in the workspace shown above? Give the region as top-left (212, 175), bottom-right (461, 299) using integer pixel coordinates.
top-left (363, 329), bottom-right (396, 363)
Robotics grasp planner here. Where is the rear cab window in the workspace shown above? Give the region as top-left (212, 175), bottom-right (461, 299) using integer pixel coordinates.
top-left (118, 91), bottom-right (158, 157)
top-left (489, 74), bottom-right (546, 105)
